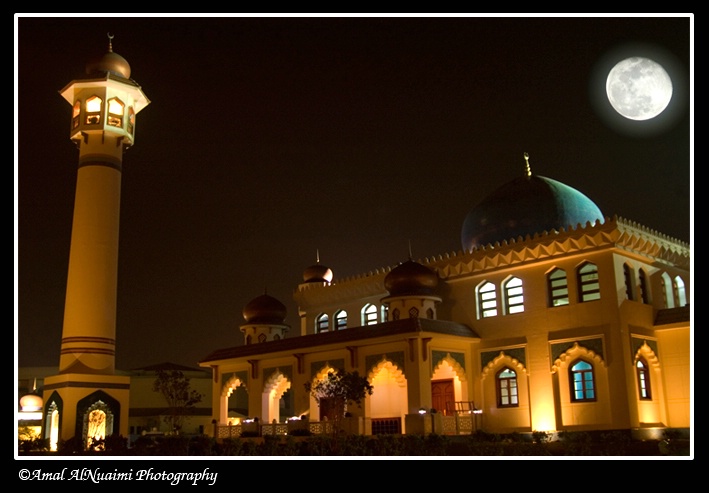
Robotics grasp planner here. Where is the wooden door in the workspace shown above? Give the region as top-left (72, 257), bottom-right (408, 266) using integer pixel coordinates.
top-left (431, 380), bottom-right (454, 415)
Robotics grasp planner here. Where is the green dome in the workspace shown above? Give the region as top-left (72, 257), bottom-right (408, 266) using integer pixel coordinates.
top-left (461, 175), bottom-right (604, 251)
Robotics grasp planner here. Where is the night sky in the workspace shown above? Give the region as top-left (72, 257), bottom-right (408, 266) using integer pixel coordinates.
top-left (16, 15), bottom-right (693, 371)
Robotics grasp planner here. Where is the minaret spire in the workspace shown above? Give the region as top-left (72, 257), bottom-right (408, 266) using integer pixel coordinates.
top-left (524, 152), bottom-right (532, 177)
top-left (107, 32), bottom-right (114, 52)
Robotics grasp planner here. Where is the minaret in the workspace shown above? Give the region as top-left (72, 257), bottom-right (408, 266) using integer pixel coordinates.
top-left (42, 34), bottom-right (150, 450)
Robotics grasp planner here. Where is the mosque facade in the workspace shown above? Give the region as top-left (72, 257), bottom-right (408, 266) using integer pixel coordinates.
top-left (200, 162), bottom-right (691, 439)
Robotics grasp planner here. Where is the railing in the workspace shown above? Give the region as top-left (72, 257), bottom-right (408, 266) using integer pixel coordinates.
top-left (371, 418), bottom-right (401, 435)
top-left (215, 414), bottom-right (474, 438)
top-left (441, 414), bottom-right (474, 435)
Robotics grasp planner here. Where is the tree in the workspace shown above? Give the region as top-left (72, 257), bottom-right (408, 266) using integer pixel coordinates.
top-left (152, 369), bottom-right (203, 433)
top-left (304, 368), bottom-right (373, 436)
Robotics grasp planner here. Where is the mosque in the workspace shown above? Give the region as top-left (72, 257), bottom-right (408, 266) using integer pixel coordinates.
top-left (20, 37), bottom-right (690, 449)
top-left (200, 164), bottom-right (691, 439)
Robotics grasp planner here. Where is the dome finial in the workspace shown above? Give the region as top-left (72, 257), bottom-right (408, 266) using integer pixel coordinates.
top-left (408, 240), bottom-right (413, 260)
top-left (316, 249), bottom-right (320, 264)
top-left (107, 32), bottom-right (114, 52)
top-left (524, 152), bottom-right (532, 177)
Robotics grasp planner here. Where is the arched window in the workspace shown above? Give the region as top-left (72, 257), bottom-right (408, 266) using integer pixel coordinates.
top-left (316, 314), bottom-right (329, 333)
top-left (636, 357), bottom-right (652, 400)
top-left (362, 304), bottom-right (378, 326)
top-left (674, 276), bottom-right (687, 307)
top-left (408, 307), bottom-right (419, 318)
top-left (637, 269), bottom-right (649, 304)
top-left (127, 106), bottom-right (135, 135)
top-left (392, 308), bottom-right (400, 321)
top-left (334, 310), bottom-right (347, 330)
top-left (548, 268), bottom-right (569, 307)
top-left (477, 281), bottom-right (497, 318)
top-left (258, 333), bottom-right (267, 343)
top-left (85, 95), bottom-right (103, 125)
top-left (623, 264), bottom-right (635, 301)
top-left (245, 334), bottom-right (252, 345)
top-left (577, 262), bottom-right (600, 302)
top-left (107, 97), bottom-right (124, 127)
top-left (661, 273), bottom-right (674, 308)
top-left (496, 367), bottom-right (519, 407)
top-left (504, 276), bottom-right (524, 314)
top-left (569, 359), bottom-right (596, 402)
top-left (72, 100), bottom-right (81, 129)
top-left (426, 307), bottom-right (434, 319)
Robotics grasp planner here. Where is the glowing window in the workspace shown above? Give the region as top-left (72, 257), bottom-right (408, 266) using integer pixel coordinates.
top-left (362, 304), bottom-right (378, 326)
top-left (636, 358), bottom-right (652, 400)
top-left (85, 96), bottom-right (103, 125)
top-left (72, 101), bottom-right (81, 129)
top-left (504, 277), bottom-right (524, 314)
top-left (335, 310), bottom-right (347, 330)
top-left (127, 106), bottom-right (135, 134)
top-left (578, 262), bottom-right (600, 302)
top-left (496, 367), bottom-right (519, 407)
top-left (316, 314), bottom-right (329, 333)
top-left (570, 360), bottom-right (596, 402)
top-left (548, 268), bottom-right (569, 307)
top-left (674, 276), bottom-right (687, 306)
top-left (661, 273), bottom-right (674, 308)
top-left (477, 282), bottom-right (497, 318)
top-left (107, 98), bottom-right (124, 127)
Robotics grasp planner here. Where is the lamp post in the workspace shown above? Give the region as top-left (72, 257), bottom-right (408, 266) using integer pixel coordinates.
top-left (473, 408), bottom-right (483, 432)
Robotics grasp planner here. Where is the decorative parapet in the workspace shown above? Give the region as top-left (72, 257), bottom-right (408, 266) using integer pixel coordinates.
top-left (293, 215), bottom-right (689, 296)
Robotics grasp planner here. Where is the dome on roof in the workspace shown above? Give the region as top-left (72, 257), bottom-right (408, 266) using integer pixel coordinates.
top-left (384, 259), bottom-right (439, 297)
top-left (303, 262), bottom-right (333, 283)
top-left (243, 293), bottom-right (287, 325)
top-left (85, 35), bottom-right (131, 78)
top-left (461, 173), bottom-right (604, 251)
top-left (20, 393), bottom-right (43, 412)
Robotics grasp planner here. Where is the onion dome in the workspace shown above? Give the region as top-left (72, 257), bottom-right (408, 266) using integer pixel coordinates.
top-left (85, 33), bottom-right (131, 78)
top-left (461, 153), bottom-right (604, 251)
top-left (20, 393), bottom-right (43, 412)
top-left (385, 259), bottom-right (439, 297)
top-left (303, 250), bottom-right (333, 283)
top-left (243, 292), bottom-right (287, 325)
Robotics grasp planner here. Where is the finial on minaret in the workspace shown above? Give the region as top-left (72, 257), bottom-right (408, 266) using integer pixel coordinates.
top-left (107, 32), bottom-right (114, 52)
top-left (408, 240), bottom-right (413, 260)
top-left (315, 249), bottom-right (320, 264)
top-left (524, 152), bottom-right (532, 177)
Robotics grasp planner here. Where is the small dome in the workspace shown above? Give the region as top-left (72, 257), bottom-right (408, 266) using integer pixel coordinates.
top-left (85, 35), bottom-right (131, 78)
top-left (20, 393), bottom-right (43, 412)
top-left (303, 262), bottom-right (333, 283)
top-left (385, 260), bottom-right (439, 296)
top-left (461, 174), bottom-right (604, 251)
top-left (243, 293), bottom-right (287, 325)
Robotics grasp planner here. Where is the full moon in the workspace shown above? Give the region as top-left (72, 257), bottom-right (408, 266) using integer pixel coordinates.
top-left (606, 57), bottom-right (673, 121)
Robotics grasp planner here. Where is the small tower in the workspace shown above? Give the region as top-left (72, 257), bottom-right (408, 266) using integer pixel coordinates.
top-left (42, 34), bottom-right (150, 450)
top-left (382, 258), bottom-right (441, 322)
top-left (240, 291), bottom-right (290, 344)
